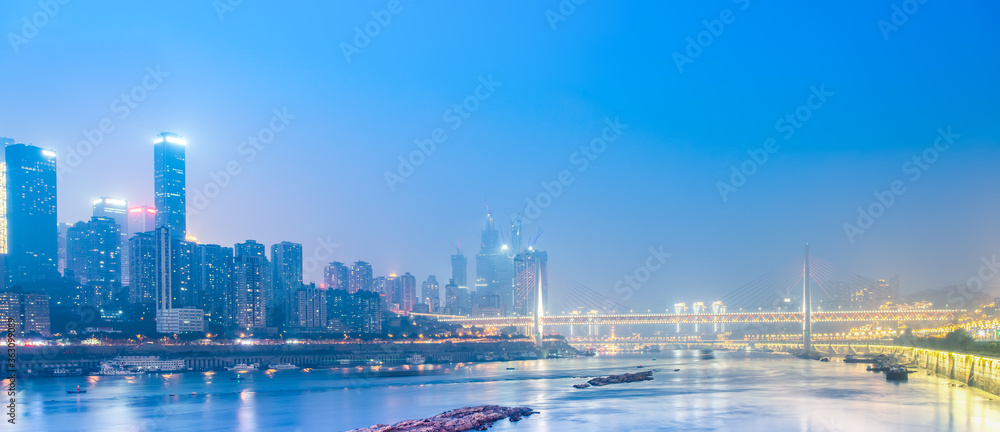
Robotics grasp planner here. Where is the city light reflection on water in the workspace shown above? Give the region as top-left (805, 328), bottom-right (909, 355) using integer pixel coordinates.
top-left (12, 352), bottom-right (1000, 431)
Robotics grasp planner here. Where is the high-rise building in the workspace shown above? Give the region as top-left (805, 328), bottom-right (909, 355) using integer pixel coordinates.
top-left (153, 132), bottom-right (186, 239)
top-left (270, 241), bottom-right (302, 325)
top-left (422, 275), bottom-right (440, 312)
top-left (291, 283), bottom-right (326, 329)
top-left (197, 244), bottom-right (232, 327)
top-left (93, 197), bottom-right (128, 285)
top-left (0, 290), bottom-right (51, 337)
top-left (513, 249), bottom-right (547, 317)
top-left (5, 144), bottom-right (58, 285)
top-left (326, 288), bottom-right (382, 334)
top-left (56, 223), bottom-right (71, 276)
top-left (400, 272), bottom-right (417, 313)
top-left (154, 227), bottom-right (198, 332)
top-left (127, 206), bottom-right (157, 234)
top-left (475, 210), bottom-right (514, 314)
top-left (65, 217), bottom-right (122, 307)
top-left (451, 248), bottom-right (467, 289)
top-left (323, 261), bottom-right (349, 290)
top-left (349, 260), bottom-right (373, 293)
top-left (129, 231), bottom-right (157, 305)
top-left (231, 240), bottom-right (267, 331)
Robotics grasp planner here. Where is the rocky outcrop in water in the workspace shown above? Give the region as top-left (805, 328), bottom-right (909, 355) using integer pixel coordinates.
top-left (584, 370), bottom-right (654, 387)
top-left (347, 405), bottom-right (537, 432)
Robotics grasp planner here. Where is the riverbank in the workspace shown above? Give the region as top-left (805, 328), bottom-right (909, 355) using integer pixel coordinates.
top-left (863, 346), bottom-right (1000, 396)
top-left (9, 340), bottom-right (580, 377)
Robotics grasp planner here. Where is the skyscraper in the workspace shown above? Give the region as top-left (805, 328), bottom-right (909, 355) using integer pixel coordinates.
top-left (399, 272), bottom-right (417, 313)
top-left (513, 249), bottom-right (547, 317)
top-left (323, 261), bottom-right (349, 290)
top-left (129, 231), bottom-right (157, 305)
top-left (65, 216), bottom-right (122, 306)
top-left (93, 197), bottom-right (128, 285)
top-left (197, 244), bottom-right (233, 327)
top-left (232, 240), bottom-right (267, 331)
top-left (153, 132), bottom-right (186, 238)
top-left (475, 209), bottom-right (514, 314)
top-left (270, 241), bottom-right (303, 326)
top-left (451, 248), bottom-right (467, 289)
top-left (154, 226), bottom-right (198, 332)
top-left (349, 260), bottom-right (373, 293)
top-left (5, 144), bottom-right (58, 285)
top-left (422, 275), bottom-right (440, 312)
top-left (128, 206), bottom-right (157, 234)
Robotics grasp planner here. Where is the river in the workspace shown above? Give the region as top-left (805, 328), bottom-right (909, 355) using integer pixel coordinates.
top-left (11, 351), bottom-right (1000, 431)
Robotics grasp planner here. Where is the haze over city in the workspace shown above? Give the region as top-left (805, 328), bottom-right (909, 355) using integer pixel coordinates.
top-left (3, 2), bottom-right (999, 309)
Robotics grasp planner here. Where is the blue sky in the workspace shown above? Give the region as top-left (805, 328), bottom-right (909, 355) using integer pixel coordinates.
top-left (2, 1), bottom-right (999, 310)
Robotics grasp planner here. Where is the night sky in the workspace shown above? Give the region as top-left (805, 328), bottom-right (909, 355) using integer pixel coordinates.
top-left (2, 1), bottom-right (998, 310)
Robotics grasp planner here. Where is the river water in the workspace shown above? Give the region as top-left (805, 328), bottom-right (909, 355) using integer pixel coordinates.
top-left (11, 351), bottom-right (1000, 431)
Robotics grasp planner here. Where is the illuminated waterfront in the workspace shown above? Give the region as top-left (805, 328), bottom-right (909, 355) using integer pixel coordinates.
top-left (14, 352), bottom-right (1000, 431)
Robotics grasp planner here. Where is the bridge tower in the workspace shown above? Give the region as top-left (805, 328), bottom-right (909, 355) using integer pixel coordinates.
top-left (803, 244), bottom-right (812, 352)
top-left (533, 258), bottom-right (544, 346)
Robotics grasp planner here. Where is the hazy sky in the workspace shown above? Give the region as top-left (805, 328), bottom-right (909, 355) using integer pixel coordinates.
top-left (2, 1), bottom-right (998, 311)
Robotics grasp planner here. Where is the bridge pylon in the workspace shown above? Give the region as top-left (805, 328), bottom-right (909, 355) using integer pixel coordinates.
top-left (803, 244), bottom-right (812, 352)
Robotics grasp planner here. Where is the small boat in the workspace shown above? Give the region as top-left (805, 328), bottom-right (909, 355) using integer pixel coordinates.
top-left (506, 367), bottom-right (516, 370)
top-left (231, 373), bottom-right (244, 381)
top-left (673, 369), bottom-right (680, 372)
top-left (226, 363), bottom-right (257, 371)
top-left (66, 385), bottom-right (87, 394)
top-left (820, 358), bottom-right (830, 362)
top-left (268, 363), bottom-right (298, 370)
top-left (885, 366), bottom-right (911, 381)
top-left (637, 365), bottom-right (644, 369)
top-left (190, 392), bottom-right (198, 395)
top-left (573, 383), bottom-right (590, 389)
top-left (651, 357), bottom-right (656, 361)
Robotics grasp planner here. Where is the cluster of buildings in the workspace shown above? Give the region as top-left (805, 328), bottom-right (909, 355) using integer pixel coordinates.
top-left (0, 133), bottom-right (552, 339)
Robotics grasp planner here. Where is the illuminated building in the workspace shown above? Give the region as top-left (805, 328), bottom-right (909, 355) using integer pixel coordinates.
top-left (153, 132), bottom-right (186, 239)
top-left (93, 197), bottom-right (128, 285)
top-left (326, 288), bottom-right (382, 334)
top-left (231, 240), bottom-right (267, 331)
top-left (475, 209), bottom-right (514, 314)
top-left (154, 227), bottom-right (198, 332)
top-left (196, 244), bottom-right (233, 327)
top-left (270, 241), bottom-right (302, 326)
top-left (0, 159), bottom-right (5, 255)
top-left (349, 260), bottom-right (373, 293)
top-left (65, 217), bottom-right (122, 306)
top-left (422, 275), bottom-right (440, 312)
top-left (323, 261), bottom-right (349, 290)
top-left (156, 307), bottom-right (204, 333)
top-left (400, 272), bottom-right (416, 313)
top-left (513, 249), bottom-right (547, 317)
top-left (0, 290), bottom-right (51, 337)
top-left (291, 283), bottom-right (326, 329)
top-left (5, 143), bottom-right (58, 285)
top-left (128, 206), bottom-right (157, 234)
top-left (129, 231), bottom-right (156, 304)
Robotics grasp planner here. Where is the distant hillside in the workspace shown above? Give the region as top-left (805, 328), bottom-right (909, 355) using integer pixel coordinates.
top-left (904, 284), bottom-right (998, 309)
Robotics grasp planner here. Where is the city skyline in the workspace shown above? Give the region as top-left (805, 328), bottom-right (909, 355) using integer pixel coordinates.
top-left (2, 2), bottom-right (999, 309)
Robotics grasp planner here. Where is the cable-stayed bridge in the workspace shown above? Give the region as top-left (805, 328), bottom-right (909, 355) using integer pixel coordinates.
top-left (417, 246), bottom-right (963, 348)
